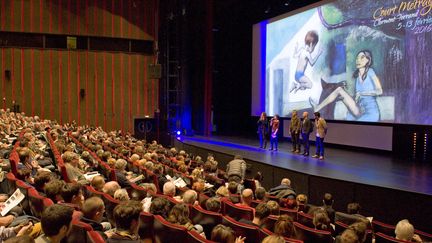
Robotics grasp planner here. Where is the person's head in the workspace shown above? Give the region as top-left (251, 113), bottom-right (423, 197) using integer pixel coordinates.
top-left (44, 179), bottom-right (65, 202)
top-left (274, 114), bottom-right (279, 120)
top-left (18, 148), bottom-right (30, 163)
top-left (296, 194), bottom-right (308, 205)
top-left (348, 221), bottom-right (368, 243)
top-left (113, 201), bottom-right (142, 234)
top-left (233, 154), bottom-right (243, 160)
top-left (255, 203), bottom-right (271, 224)
top-left (274, 214), bottom-right (296, 238)
top-left (114, 188), bottom-right (130, 201)
top-left (314, 112), bottom-right (321, 119)
top-left (262, 234), bottom-right (285, 243)
top-left (61, 183), bottom-right (84, 207)
top-left (227, 181), bottom-right (239, 194)
top-left (91, 175), bottom-right (105, 191)
top-left (241, 189), bottom-right (254, 206)
top-left (205, 197), bottom-right (221, 213)
top-left (292, 110), bottom-right (297, 118)
top-left (167, 203), bottom-right (191, 225)
top-left (114, 159), bottom-right (127, 171)
top-left (323, 193), bottom-right (333, 206)
top-left (192, 180), bottom-right (205, 194)
top-left (40, 204), bottom-right (74, 240)
top-left (102, 181), bottom-right (121, 197)
top-left (280, 178), bottom-right (291, 187)
top-left (395, 219), bottom-right (415, 241)
top-left (340, 229), bottom-right (359, 243)
top-left (82, 197), bottom-right (105, 222)
top-left (304, 30), bottom-right (319, 52)
top-left (182, 190), bottom-right (198, 205)
top-left (34, 171), bottom-right (52, 192)
top-left (150, 197), bottom-right (172, 218)
top-left (302, 111), bottom-right (309, 119)
top-left (62, 151), bottom-right (79, 166)
top-left (347, 202), bottom-right (361, 214)
top-left (313, 210), bottom-right (331, 231)
top-left (215, 186), bottom-right (229, 198)
top-left (266, 200), bottom-right (280, 216)
top-left (255, 187), bottom-right (267, 201)
top-left (260, 112), bottom-right (267, 120)
top-left (355, 50), bottom-right (373, 70)
top-left (211, 224), bottom-right (236, 243)
top-left (163, 181), bottom-right (176, 197)
top-left (17, 168), bottom-right (32, 183)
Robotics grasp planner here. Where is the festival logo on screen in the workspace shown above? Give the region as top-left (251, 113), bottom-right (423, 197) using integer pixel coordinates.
top-left (265, 0), bottom-right (432, 125)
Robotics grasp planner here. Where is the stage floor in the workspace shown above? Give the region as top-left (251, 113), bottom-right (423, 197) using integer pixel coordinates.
top-left (178, 135), bottom-right (432, 196)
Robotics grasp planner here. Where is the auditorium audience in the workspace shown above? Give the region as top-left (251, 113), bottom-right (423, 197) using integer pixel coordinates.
top-left (322, 193), bottom-right (336, 223)
top-left (255, 187), bottom-right (267, 201)
top-left (205, 197), bottom-right (221, 213)
top-left (102, 181), bottom-right (121, 197)
top-left (395, 219), bottom-right (423, 242)
top-left (274, 215), bottom-right (296, 239)
top-left (266, 200), bottom-right (280, 216)
top-left (108, 201), bottom-right (141, 242)
top-left (268, 178), bottom-right (296, 199)
top-left (211, 224), bottom-right (245, 243)
top-left (91, 175), bottom-right (106, 192)
top-left (81, 197), bottom-right (109, 239)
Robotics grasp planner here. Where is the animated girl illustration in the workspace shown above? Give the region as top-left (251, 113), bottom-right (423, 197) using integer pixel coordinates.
top-left (310, 50), bottom-right (383, 122)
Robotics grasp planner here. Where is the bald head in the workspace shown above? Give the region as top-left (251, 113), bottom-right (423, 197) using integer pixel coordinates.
top-left (303, 111), bottom-right (309, 118)
top-left (241, 189), bottom-right (253, 206)
top-left (281, 178), bottom-right (291, 186)
top-left (102, 181), bottom-right (121, 197)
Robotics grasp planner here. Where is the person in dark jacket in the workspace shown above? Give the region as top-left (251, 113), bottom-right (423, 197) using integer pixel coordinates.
top-left (268, 178), bottom-right (296, 199)
top-left (300, 111), bottom-right (313, 156)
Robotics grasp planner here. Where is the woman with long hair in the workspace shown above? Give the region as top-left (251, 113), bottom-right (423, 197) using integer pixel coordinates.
top-left (310, 50), bottom-right (383, 122)
top-left (257, 112), bottom-right (269, 149)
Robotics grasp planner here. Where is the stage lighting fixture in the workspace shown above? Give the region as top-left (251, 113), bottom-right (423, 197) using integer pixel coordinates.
top-left (176, 130), bottom-right (181, 136)
top-left (264, 6), bottom-right (271, 14)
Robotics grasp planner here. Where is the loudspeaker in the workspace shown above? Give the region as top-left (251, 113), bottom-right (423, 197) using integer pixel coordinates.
top-left (134, 118), bottom-right (156, 142)
top-left (80, 89), bottom-right (85, 99)
top-left (5, 70), bottom-right (11, 81)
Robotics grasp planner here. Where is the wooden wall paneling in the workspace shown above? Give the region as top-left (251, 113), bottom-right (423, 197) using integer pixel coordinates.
top-left (41, 50), bottom-right (50, 120)
top-left (96, 52), bottom-right (104, 129)
top-left (69, 51), bottom-right (78, 124)
top-left (60, 51), bottom-right (68, 124)
top-left (143, 56), bottom-right (148, 116)
top-left (49, 50), bottom-right (59, 121)
top-left (113, 53), bottom-right (122, 132)
top-left (87, 51), bottom-right (96, 127)
top-left (1, 0), bottom-right (5, 31)
top-left (134, 54), bottom-right (139, 116)
top-left (127, 54), bottom-right (132, 133)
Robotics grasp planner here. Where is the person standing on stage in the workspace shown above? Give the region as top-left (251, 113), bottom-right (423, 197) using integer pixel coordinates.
top-left (257, 112), bottom-right (269, 149)
top-left (269, 114), bottom-right (280, 151)
top-left (312, 112), bottom-right (327, 160)
top-left (289, 110), bottom-right (301, 153)
top-left (300, 111), bottom-right (313, 156)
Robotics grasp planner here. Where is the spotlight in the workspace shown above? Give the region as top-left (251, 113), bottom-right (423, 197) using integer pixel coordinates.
top-left (176, 130), bottom-right (181, 136)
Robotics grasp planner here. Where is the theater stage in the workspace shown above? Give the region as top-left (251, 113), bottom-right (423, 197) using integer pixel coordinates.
top-left (173, 135), bottom-right (432, 231)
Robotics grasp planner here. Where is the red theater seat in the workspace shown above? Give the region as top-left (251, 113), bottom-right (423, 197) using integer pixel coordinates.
top-left (138, 211), bottom-right (154, 241)
top-left (222, 199), bottom-right (254, 221)
top-left (222, 215), bottom-right (260, 243)
top-left (5, 172), bottom-right (18, 195)
top-left (297, 211), bottom-right (314, 228)
top-left (294, 222), bottom-right (333, 243)
top-left (375, 232), bottom-right (412, 243)
top-left (83, 185), bottom-right (105, 199)
top-left (67, 220), bottom-right (93, 243)
top-left (186, 229), bottom-right (217, 243)
top-left (280, 207), bottom-right (298, 221)
top-left (28, 188), bottom-right (53, 218)
top-left (153, 215), bottom-right (189, 242)
top-left (189, 204), bottom-right (223, 238)
top-left (86, 230), bottom-right (105, 243)
top-left (372, 220), bottom-right (396, 236)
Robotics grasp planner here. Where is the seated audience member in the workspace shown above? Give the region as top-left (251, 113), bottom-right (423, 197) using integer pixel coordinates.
top-left (205, 197), bottom-right (221, 213)
top-left (167, 203), bottom-right (195, 230)
top-left (262, 235), bottom-right (285, 243)
top-left (239, 203), bottom-right (270, 228)
top-left (227, 182), bottom-right (240, 204)
top-left (236, 189), bottom-right (254, 209)
top-left (62, 151), bottom-right (86, 184)
top-left (182, 190), bottom-right (198, 205)
top-left (33, 171), bottom-right (52, 195)
top-left (211, 224), bottom-right (245, 243)
top-left (91, 175), bottom-right (105, 192)
top-left (140, 183), bottom-right (157, 212)
top-left (16, 168), bottom-right (34, 186)
top-left (322, 193), bottom-right (335, 223)
top-left (114, 159), bottom-right (131, 188)
top-left (60, 183), bottom-right (84, 209)
top-left (395, 219), bottom-right (423, 242)
top-left (296, 194), bottom-right (310, 212)
top-left (108, 201), bottom-right (142, 242)
top-left (266, 200), bottom-right (280, 216)
top-left (313, 209), bottom-right (333, 234)
top-left (81, 197), bottom-right (108, 239)
top-left (102, 181), bottom-right (121, 197)
top-left (348, 222), bottom-right (367, 243)
top-left (44, 179), bottom-right (65, 203)
top-left (114, 189), bottom-right (130, 202)
top-left (268, 178), bottom-right (296, 199)
top-left (149, 197), bottom-right (172, 219)
top-left (283, 198), bottom-right (298, 210)
top-left (35, 204), bottom-right (74, 243)
top-left (255, 187), bottom-right (267, 201)
top-left (163, 181), bottom-right (181, 201)
top-left (215, 186), bottom-right (229, 198)
top-left (18, 148), bottom-right (41, 176)
top-left (338, 229), bottom-right (359, 243)
top-left (274, 215), bottom-right (296, 239)
top-left (0, 221), bottom-right (33, 242)
top-left (254, 171), bottom-right (264, 188)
